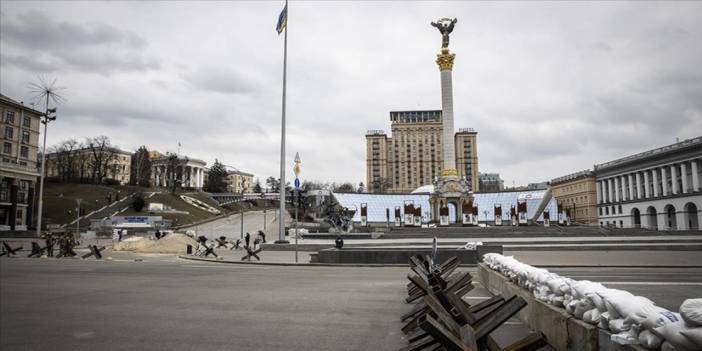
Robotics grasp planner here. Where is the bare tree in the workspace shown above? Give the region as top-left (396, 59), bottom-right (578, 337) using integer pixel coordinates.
top-left (86, 136), bottom-right (118, 184)
top-left (50, 138), bottom-right (82, 181)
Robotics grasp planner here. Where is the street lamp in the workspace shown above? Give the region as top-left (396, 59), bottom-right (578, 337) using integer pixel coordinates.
top-left (75, 198), bottom-right (82, 236)
top-left (35, 106), bottom-right (57, 237)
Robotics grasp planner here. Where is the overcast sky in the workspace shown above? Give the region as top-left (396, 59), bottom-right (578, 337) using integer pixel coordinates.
top-left (2, 1), bottom-right (701, 187)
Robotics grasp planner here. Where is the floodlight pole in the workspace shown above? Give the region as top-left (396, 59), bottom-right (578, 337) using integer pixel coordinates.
top-left (35, 94), bottom-right (54, 237)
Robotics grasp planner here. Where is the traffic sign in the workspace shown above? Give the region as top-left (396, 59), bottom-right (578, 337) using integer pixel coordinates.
top-left (294, 178), bottom-right (300, 189)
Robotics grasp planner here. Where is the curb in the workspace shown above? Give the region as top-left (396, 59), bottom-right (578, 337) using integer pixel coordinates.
top-left (176, 256), bottom-right (702, 269)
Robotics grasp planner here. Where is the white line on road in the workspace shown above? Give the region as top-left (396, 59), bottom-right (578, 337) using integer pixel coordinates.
top-left (603, 282), bottom-right (702, 286)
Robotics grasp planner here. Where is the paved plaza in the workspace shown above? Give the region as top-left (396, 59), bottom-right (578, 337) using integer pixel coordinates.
top-left (2, 253), bottom-right (702, 350)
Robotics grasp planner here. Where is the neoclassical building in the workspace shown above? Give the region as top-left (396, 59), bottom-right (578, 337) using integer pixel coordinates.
top-left (151, 154), bottom-right (206, 189)
top-left (0, 93), bottom-right (42, 231)
top-left (594, 137), bottom-right (701, 230)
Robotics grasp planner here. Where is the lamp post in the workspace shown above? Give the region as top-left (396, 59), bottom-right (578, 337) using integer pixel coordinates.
top-left (293, 152), bottom-right (301, 263)
top-left (240, 178), bottom-right (245, 239)
top-left (35, 105), bottom-right (57, 237)
top-left (75, 198), bottom-right (82, 236)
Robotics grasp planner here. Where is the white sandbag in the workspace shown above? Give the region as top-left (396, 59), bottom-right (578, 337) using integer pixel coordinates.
top-left (629, 305), bottom-right (678, 330)
top-left (641, 309), bottom-right (683, 330)
top-left (565, 299), bottom-right (579, 315)
top-left (612, 328), bottom-right (641, 345)
top-left (681, 299), bottom-right (702, 327)
top-left (652, 320), bottom-right (700, 350)
top-left (546, 278), bottom-right (569, 296)
top-left (585, 292), bottom-right (607, 312)
top-left (600, 311), bottom-right (612, 330)
top-left (583, 309), bottom-right (602, 325)
top-left (639, 329), bottom-right (663, 349)
top-left (680, 328), bottom-right (702, 349)
top-left (610, 318), bottom-right (630, 333)
top-left (550, 295), bottom-right (565, 307)
top-left (571, 281), bottom-right (606, 299)
top-left (598, 289), bottom-right (649, 319)
top-left (575, 300), bottom-right (596, 320)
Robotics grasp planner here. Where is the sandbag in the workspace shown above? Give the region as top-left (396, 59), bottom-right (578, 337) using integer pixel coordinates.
top-left (680, 328), bottom-right (702, 349)
top-left (610, 318), bottom-right (630, 333)
top-left (575, 300), bottom-right (596, 320)
top-left (681, 299), bottom-right (702, 327)
top-left (599, 290), bottom-right (652, 319)
top-left (611, 328), bottom-right (640, 345)
top-left (639, 329), bottom-right (663, 349)
top-left (652, 320), bottom-right (700, 350)
top-left (583, 309), bottom-right (602, 325)
top-left (631, 305), bottom-right (679, 330)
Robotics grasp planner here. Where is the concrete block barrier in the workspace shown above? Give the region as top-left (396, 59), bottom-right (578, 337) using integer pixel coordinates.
top-left (317, 245), bottom-right (502, 264)
top-left (478, 263), bottom-right (648, 351)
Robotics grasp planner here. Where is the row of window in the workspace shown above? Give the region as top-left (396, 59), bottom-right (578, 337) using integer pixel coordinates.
top-left (3, 111), bottom-right (32, 128)
top-left (599, 205), bottom-right (623, 216)
top-left (4, 126), bottom-right (31, 143)
top-left (2, 142), bottom-right (29, 158)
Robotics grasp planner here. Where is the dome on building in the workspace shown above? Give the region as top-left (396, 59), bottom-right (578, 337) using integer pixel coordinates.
top-left (411, 184), bottom-right (435, 194)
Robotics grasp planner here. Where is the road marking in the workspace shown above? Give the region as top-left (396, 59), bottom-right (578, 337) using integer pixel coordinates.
top-left (603, 282), bottom-right (702, 286)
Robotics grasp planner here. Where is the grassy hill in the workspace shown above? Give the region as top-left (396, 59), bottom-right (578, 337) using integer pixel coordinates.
top-left (42, 182), bottom-right (275, 228)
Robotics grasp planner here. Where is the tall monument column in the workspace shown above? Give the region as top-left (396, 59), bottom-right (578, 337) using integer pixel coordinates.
top-left (430, 17), bottom-right (473, 226)
top-left (437, 47), bottom-right (456, 176)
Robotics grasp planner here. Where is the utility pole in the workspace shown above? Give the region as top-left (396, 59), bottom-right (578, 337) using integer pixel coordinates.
top-left (35, 98), bottom-right (57, 237)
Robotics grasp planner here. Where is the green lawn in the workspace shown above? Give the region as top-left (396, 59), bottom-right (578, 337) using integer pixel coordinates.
top-left (42, 183), bottom-right (142, 226)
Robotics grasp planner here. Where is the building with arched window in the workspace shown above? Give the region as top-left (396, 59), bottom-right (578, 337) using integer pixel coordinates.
top-left (594, 137), bottom-right (701, 230)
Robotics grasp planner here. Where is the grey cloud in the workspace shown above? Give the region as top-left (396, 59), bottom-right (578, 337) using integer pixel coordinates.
top-left (2, 10), bottom-right (148, 50)
top-left (183, 68), bottom-right (257, 95)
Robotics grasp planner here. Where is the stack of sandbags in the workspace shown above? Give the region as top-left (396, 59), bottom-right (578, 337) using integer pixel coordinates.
top-left (482, 253), bottom-right (702, 350)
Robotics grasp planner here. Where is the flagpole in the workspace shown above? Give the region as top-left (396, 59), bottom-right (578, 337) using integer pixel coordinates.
top-left (277, 0), bottom-right (289, 243)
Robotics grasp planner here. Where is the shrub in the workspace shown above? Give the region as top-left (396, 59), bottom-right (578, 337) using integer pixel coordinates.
top-left (132, 195), bottom-right (146, 212)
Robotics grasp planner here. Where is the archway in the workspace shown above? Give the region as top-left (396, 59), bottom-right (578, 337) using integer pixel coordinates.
top-left (664, 204), bottom-right (677, 230)
top-left (447, 202), bottom-right (457, 223)
top-left (684, 203), bottom-right (699, 230)
top-left (631, 208), bottom-right (641, 228)
top-left (646, 206), bottom-right (658, 230)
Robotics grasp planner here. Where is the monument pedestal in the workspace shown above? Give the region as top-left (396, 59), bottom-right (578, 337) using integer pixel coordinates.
top-left (430, 172), bottom-right (473, 225)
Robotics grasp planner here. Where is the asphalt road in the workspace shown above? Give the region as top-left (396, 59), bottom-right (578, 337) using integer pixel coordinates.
top-left (2, 257), bottom-right (701, 350)
top-left (187, 209), bottom-right (291, 240)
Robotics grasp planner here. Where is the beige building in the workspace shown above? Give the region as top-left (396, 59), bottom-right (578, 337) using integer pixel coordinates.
top-left (0, 93), bottom-right (42, 231)
top-left (366, 110), bottom-right (478, 193)
top-left (225, 170), bottom-right (254, 193)
top-left (550, 170), bottom-right (598, 225)
top-left (45, 147), bottom-right (132, 185)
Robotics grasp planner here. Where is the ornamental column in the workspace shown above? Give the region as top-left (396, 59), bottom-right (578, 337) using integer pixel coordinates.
top-left (681, 162), bottom-right (688, 193)
top-left (692, 160), bottom-right (700, 192)
top-left (437, 47), bottom-right (457, 178)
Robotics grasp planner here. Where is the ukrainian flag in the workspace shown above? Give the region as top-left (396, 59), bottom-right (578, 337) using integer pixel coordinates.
top-left (276, 3), bottom-right (287, 34)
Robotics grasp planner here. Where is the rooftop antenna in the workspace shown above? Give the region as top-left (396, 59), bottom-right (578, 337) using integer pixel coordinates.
top-left (28, 76), bottom-right (66, 237)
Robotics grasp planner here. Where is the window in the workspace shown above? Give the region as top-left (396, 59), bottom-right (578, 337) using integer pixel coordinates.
top-left (21, 130), bottom-right (29, 143)
top-left (5, 111), bottom-right (15, 124)
top-left (20, 146), bottom-right (28, 158)
top-left (3, 142), bottom-right (11, 154)
top-left (23, 116), bottom-right (31, 128)
top-left (4, 126), bottom-right (13, 139)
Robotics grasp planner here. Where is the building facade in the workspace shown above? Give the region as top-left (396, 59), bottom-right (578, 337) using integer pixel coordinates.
top-left (366, 110), bottom-right (479, 193)
top-left (594, 137), bottom-right (701, 230)
top-left (45, 147), bottom-right (132, 185)
top-left (478, 172), bottom-right (504, 192)
top-left (151, 154), bottom-right (206, 189)
top-left (0, 94), bottom-right (42, 231)
top-left (550, 170), bottom-right (598, 225)
top-left (225, 170), bottom-right (254, 193)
